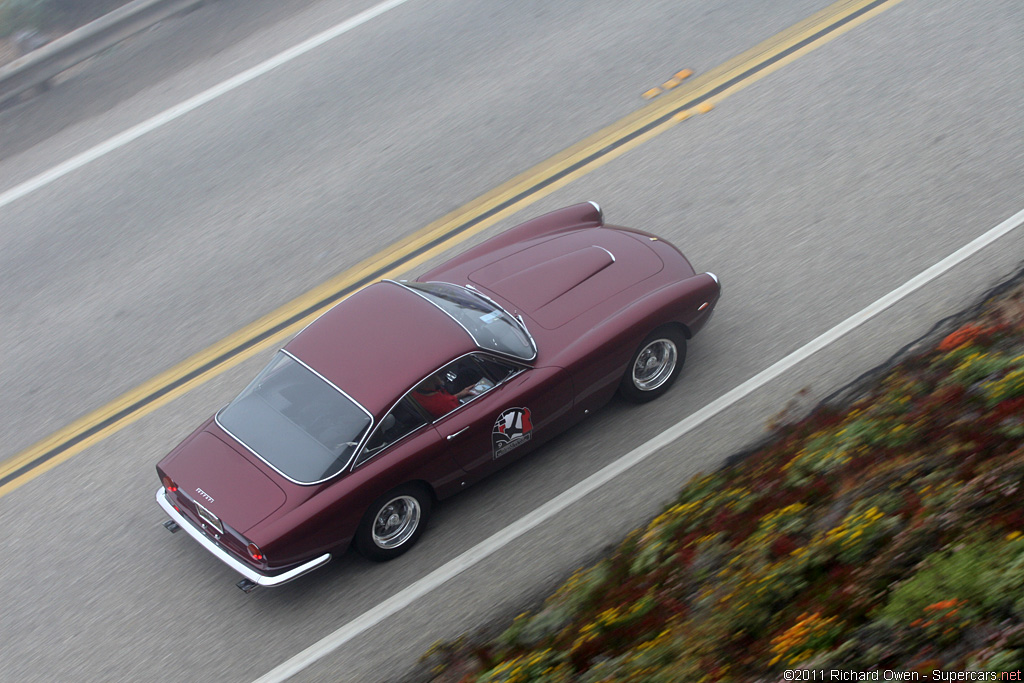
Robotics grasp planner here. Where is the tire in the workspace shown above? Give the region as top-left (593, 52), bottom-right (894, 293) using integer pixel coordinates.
top-left (355, 483), bottom-right (432, 562)
top-left (618, 326), bottom-right (687, 403)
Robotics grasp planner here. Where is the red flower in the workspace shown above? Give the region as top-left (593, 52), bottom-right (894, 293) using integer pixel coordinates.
top-left (937, 324), bottom-right (986, 351)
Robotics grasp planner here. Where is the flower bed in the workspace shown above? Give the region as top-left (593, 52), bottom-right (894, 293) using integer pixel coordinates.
top-left (424, 281), bottom-right (1024, 681)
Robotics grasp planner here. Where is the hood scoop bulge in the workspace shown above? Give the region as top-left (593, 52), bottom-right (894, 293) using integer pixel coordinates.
top-left (485, 245), bottom-right (614, 311)
top-left (468, 231), bottom-right (663, 329)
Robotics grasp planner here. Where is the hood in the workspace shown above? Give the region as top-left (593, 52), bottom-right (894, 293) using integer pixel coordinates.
top-left (468, 229), bottom-right (663, 329)
top-left (162, 430), bottom-right (287, 533)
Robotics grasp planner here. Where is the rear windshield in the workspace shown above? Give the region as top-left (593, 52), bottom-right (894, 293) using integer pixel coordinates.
top-left (217, 352), bottom-right (372, 483)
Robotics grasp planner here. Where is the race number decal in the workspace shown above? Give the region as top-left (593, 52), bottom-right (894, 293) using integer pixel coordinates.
top-left (492, 407), bottom-right (533, 459)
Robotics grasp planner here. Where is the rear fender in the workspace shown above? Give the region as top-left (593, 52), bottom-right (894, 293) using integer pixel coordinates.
top-left (251, 433), bottom-right (459, 561)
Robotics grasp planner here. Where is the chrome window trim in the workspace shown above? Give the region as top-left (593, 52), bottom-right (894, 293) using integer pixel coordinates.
top-left (351, 351), bottom-right (526, 470)
top-left (461, 283), bottom-right (538, 361)
top-left (215, 350), bottom-right (374, 486)
top-left (472, 350), bottom-right (528, 384)
top-left (390, 279), bottom-right (537, 362)
top-left (280, 350), bottom-right (373, 422)
top-left (351, 395), bottom-right (431, 469)
top-left (387, 278), bottom-right (477, 345)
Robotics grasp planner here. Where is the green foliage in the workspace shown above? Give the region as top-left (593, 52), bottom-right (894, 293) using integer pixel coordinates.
top-left (783, 390), bottom-right (923, 487)
top-left (476, 649), bottom-right (569, 683)
top-left (576, 626), bottom-right (705, 683)
top-left (876, 535), bottom-right (1024, 627)
top-left (769, 612), bottom-right (845, 667)
top-left (497, 562), bottom-right (612, 649)
top-left (980, 356), bottom-right (1024, 406)
top-left (973, 646), bottom-right (1023, 671)
top-left (784, 430), bottom-right (856, 485)
top-left (947, 349), bottom-right (1018, 386)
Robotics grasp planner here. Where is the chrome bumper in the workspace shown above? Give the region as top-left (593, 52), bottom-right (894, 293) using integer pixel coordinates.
top-left (156, 488), bottom-right (331, 588)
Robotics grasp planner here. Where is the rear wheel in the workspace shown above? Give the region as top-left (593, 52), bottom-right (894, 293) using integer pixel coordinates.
top-left (355, 484), bottom-right (432, 562)
top-left (618, 327), bottom-right (686, 403)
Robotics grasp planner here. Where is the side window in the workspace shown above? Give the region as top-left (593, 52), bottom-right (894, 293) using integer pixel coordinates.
top-left (476, 354), bottom-right (519, 383)
top-left (408, 354), bottom-right (523, 421)
top-left (356, 397), bottom-right (428, 467)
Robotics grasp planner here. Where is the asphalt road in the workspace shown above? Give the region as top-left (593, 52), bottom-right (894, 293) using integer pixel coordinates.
top-left (0, 0), bottom-right (1021, 681)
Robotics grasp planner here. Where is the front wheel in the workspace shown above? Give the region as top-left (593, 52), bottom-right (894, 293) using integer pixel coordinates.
top-left (618, 327), bottom-right (686, 403)
top-left (355, 484), bottom-right (432, 562)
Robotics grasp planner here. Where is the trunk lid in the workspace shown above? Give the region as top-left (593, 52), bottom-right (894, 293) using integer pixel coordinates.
top-left (163, 430), bottom-right (287, 533)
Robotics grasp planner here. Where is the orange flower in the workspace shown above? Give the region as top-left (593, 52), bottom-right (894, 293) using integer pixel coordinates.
top-left (938, 324), bottom-right (985, 351)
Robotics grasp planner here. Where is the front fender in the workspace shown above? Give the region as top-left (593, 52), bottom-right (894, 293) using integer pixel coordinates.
top-left (560, 272), bottom-right (720, 410)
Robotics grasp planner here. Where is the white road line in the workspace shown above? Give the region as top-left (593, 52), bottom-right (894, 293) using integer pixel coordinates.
top-left (0, 0), bottom-right (415, 211)
top-left (254, 206), bottom-right (1024, 683)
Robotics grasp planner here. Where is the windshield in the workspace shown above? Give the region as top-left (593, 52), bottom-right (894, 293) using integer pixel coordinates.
top-left (217, 352), bottom-right (372, 483)
top-left (403, 281), bottom-right (536, 361)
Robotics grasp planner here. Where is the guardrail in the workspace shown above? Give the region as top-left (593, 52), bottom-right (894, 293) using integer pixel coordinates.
top-left (0, 0), bottom-right (205, 106)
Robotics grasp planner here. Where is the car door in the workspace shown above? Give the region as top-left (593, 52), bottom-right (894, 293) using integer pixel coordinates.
top-left (349, 395), bottom-right (466, 500)
top-left (427, 353), bottom-right (574, 483)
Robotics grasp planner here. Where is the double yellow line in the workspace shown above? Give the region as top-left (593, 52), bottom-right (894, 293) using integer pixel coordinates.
top-left (0, 0), bottom-right (902, 497)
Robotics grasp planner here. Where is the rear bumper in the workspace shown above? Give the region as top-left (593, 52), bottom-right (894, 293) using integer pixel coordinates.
top-left (156, 488), bottom-right (331, 588)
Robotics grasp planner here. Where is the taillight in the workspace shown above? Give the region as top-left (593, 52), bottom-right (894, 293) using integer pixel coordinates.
top-left (247, 543), bottom-right (264, 562)
top-left (161, 475), bottom-right (178, 493)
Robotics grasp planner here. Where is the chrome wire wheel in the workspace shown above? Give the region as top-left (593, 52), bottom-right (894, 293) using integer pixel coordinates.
top-left (631, 339), bottom-right (678, 391)
top-left (371, 495), bottom-right (421, 549)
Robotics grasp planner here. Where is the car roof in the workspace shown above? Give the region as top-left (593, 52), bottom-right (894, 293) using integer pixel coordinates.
top-left (284, 281), bottom-right (477, 416)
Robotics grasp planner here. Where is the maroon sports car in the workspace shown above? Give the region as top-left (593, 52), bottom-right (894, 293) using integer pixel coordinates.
top-left (156, 203), bottom-right (720, 591)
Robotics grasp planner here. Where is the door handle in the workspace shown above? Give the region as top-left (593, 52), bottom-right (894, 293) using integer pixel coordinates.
top-left (446, 426), bottom-right (470, 441)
